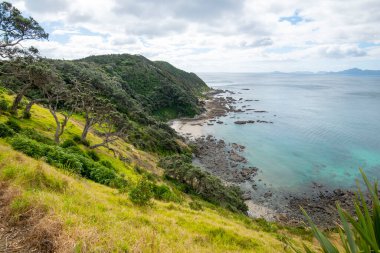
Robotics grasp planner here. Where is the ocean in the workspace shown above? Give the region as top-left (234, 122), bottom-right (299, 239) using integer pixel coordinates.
top-left (193, 73), bottom-right (380, 194)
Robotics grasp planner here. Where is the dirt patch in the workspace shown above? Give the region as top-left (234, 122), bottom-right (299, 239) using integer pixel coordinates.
top-left (0, 183), bottom-right (64, 253)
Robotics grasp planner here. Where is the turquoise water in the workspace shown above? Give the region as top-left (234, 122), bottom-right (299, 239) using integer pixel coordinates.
top-left (197, 73), bottom-right (380, 193)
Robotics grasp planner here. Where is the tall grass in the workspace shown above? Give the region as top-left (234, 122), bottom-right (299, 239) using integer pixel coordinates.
top-left (292, 169), bottom-right (380, 253)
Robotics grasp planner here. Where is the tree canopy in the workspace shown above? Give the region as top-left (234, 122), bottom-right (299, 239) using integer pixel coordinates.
top-left (0, 1), bottom-right (48, 58)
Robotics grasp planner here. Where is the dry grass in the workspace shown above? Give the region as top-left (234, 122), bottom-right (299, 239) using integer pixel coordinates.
top-left (0, 182), bottom-right (71, 253)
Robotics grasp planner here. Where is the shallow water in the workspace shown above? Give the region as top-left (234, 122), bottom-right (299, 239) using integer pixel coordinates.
top-left (193, 73), bottom-right (380, 193)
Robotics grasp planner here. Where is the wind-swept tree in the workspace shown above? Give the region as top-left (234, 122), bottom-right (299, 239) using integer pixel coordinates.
top-left (79, 89), bottom-right (115, 143)
top-left (0, 1), bottom-right (48, 114)
top-left (90, 111), bottom-right (128, 150)
top-left (0, 1), bottom-right (48, 59)
top-left (29, 62), bottom-right (80, 144)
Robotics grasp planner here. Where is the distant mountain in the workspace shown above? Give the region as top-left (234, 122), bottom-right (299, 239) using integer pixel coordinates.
top-left (266, 68), bottom-right (380, 75)
top-left (333, 68), bottom-right (380, 75)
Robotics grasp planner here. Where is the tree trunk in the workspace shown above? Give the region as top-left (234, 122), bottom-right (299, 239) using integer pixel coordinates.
top-left (23, 99), bottom-right (44, 118)
top-left (59, 115), bottom-right (69, 138)
top-left (10, 83), bottom-right (31, 115)
top-left (49, 108), bottom-right (61, 144)
top-left (90, 136), bottom-right (118, 149)
top-left (81, 118), bottom-right (93, 142)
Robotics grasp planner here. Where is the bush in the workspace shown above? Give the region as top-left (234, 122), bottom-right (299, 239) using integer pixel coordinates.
top-left (6, 119), bottom-right (21, 132)
top-left (9, 135), bottom-right (127, 188)
top-left (87, 150), bottom-right (100, 161)
top-left (159, 155), bottom-right (248, 213)
top-left (22, 110), bottom-right (31, 119)
top-left (129, 178), bottom-right (153, 205)
top-left (100, 160), bottom-right (115, 170)
top-left (0, 123), bottom-right (15, 138)
top-left (72, 135), bottom-right (90, 146)
top-left (72, 135), bottom-right (81, 143)
top-left (60, 139), bottom-right (77, 148)
top-left (0, 99), bottom-right (8, 112)
top-left (189, 200), bottom-right (203, 211)
top-left (152, 184), bottom-right (180, 202)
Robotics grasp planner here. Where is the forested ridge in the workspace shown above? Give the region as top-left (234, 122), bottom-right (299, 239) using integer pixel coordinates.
top-left (0, 53), bottom-right (209, 154)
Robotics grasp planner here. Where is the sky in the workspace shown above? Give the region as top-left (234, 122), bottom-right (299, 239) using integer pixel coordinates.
top-left (8, 0), bottom-right (380, 72)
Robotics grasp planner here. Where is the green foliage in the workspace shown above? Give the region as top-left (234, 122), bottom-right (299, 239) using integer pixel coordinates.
top-left (6, 119), bottom-right (21, 132)
top-left (0, 122), bottom-right (15, 137)
top-left (60, 139), bottom-right (77, 148)
top-left (2, 52), bottom-right (208, 154)
top-left (189, 200), bottom-right (203, 211)
top-left (22, 110), bottom-right (31, 119)
top-left (0, 1), bottom-right (48, 58)
top-left (291, 169), bottom-right (380, 253)
top-left (72, 135), bottom-right (90, 146)
top-left (87, 150), bottom-right (100, 161)
top-left (72, 135), bottom-right (81, 143)
top-left (129, 178), bottom-right (153, 205)
top-left (152, 184), bottom-right (181, 202)
top-left (21, 128), bottom-right (55, 145)
top-left (159, 155), bottom-right (248, 213)
top-left (0, 99), bottom-right (8, 112)
top-left (99, 160), bottom-right (115, 170)
top-left (9, 135), bottom-right (127, 188)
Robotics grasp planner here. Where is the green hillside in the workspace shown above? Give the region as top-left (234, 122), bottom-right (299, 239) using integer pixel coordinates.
top-left (0, 89), bottom-right (316, 252)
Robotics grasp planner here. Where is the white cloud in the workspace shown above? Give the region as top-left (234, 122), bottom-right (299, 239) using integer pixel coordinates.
top-left (7, 0), bottom-right (380, 72)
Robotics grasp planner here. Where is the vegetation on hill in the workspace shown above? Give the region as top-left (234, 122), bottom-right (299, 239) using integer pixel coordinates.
top-left (0, 89), bottom-right (314, 252)
top-left (1, 2), bottom-right (376, 252)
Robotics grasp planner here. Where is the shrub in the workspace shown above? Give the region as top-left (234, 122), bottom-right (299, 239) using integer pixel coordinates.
top-left (72, 135), bottom-right (90, 146)
top-left (189, 200), bottom-right (203, 211)
top-left (0, 123), bottom-right (15, 138)
top-left (6, 119), bottom-right (21, 132)
top-left (10, 135), bottom-right (50, 159)
top-left (22, 110), bottom-right (31, 119)
top-left (129, 178), bottom-right (153, 205)
top-left (0, 99), bottom-right (8, 112)
top-left (159, 155), bottom-right (248, 213)
top-left (100, 160), bottom-right (115, 170)
top-left (72, 135), bottom-right (81, 143)
top-left (81, 139), bottom-right (90, 147)
top-left (60, 139), bottom-right (77, 148)
top-left (152, 184), bottom-right (180, 202)
top-left (87, 150), bottom-right (100, 161)
top-left (9, 135), bottom-right (127, 188)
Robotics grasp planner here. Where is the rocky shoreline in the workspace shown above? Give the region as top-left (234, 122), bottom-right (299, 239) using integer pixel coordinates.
top-left (171, 88), bottom-right (359, 228)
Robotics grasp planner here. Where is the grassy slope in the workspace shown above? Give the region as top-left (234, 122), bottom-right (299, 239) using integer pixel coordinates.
top-left (0, 92), bottom-right (318, 252)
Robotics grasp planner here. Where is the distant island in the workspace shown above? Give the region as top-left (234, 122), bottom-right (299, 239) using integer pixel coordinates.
top-left (257, 68), bottom-right (380, 75)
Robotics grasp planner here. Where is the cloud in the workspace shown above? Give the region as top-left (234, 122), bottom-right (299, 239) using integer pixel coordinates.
top-left (319, 45), bottom-right (367, 58)
top-left (25, 0), bottom-right (68, 13)
top-left (240, 38), bottom-right (273, 48)
top-left (113, 0), bottom-right (243, 22)
top-left (7, 0), bottom-right (380, 72)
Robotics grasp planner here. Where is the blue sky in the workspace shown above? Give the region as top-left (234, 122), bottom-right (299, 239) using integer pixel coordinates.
top-left (9, 0), bottom-right (380, 72)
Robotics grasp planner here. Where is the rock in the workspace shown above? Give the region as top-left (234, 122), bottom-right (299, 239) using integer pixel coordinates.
top-left (242, 192), bottom-right (252, 200)
top-left (216, 121), bottom-right (223, 124)
top-left (264, 191), bottom-right (273, 198)
top-left (229, 152), bottom-right (247, 163)
top-left (234, 121), bottom-right (247, 125)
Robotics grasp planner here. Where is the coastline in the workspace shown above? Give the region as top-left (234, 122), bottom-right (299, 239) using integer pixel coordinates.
top-left (170, 89), bottom-right (280, 221)
top-left (169, 89), bottom-right (358, 227)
